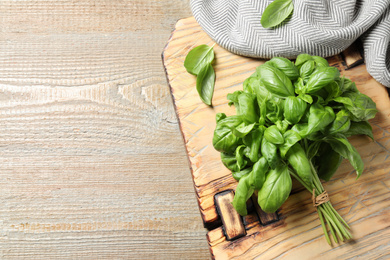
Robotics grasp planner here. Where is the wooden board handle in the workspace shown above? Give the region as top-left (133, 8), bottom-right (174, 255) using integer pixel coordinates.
top-left (214, 190), bottom-right (246, 241)
top-left (251, 193), bottom-right (279, 225)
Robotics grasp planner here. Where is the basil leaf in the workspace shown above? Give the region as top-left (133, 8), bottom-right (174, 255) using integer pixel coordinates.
top-left (212, 115), bottom-right (243, 153)
top-left (257, 64), bottom-right (294, 98)
top-left (295, 54), bottom-right (313, 67)
top-left (324, 81), bottom-right (342, 103)
top-left (279, 130), bottom-right (302, 158)
top-left (238, 92), bottom-right (259, 123)
top-left (316, 143), bottom-right (343, 181)
top-left (258, 164), bottom-right (292, 213)
top-left (243, 76), bottom-right (259, 94)
top-left (220, 152), bottom-right (239, 172)
top-left (264, 125), bottom-right (285, 145)
top-left (307, 141), bottom-right (322, 160)
top-left (305, 67), bottom-right (340, 94)
top-left (216, 113), bottom-right (227, 122)
top-left (326, 109), bottom-right (351, 135)
top-left (235, 145), bottom-right (248, 171)
top-left (284, 96), bottom-right (307, 124)
top-left (232, 173), bottom-right (254, 216)
top-left (243, 127), bottom-right (265, 162)
top-left (341, 92), bottom-right (377, 121)
top-left (344, 121), bottom-right (374, 140)
top-left (312, 56), bottom-right (329, 67)
top-left (294, 77), bottom-right (305, 95)
top-left (261, 137), bottom-right (280, 169)
top-left (306, 103), bottom-right (335, 136)
top-left (261, 0), bottom-right (293, 29)
top-left (339, 77), bottom-right (358, 94)
top-left (251, 157), bottom-right (269, 190)
top-left (298, 94), bottom-right (313, 104)
top-left (227, 90), bottom-right (243, 109)
top-left (266, 57), bottom-right (299, 81)
top-left (232, 167), bottom-right (252, 181)
top-left (326, 135), bottom-right (364, 179)
top-left (333, 96), bottom-right (354, 107)
top-left (299, 60), bottom-right (315, 82)
top-left (184, 44), bottom-right (214, 75)
top-left (196, 63), bottom-right (215, 105)
top-left (286, 143), bottom-right (313, 189)
top-left (233, 122), bottom-right (256, 138)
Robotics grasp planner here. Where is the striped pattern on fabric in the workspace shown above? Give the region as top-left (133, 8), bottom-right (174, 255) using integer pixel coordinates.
top-left (191, 0), bottom-right (390, 87)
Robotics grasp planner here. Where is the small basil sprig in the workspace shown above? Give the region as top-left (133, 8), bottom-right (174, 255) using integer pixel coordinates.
top-left (184, 44), bottom-right (216, 105)
top-left (261, 0), bottom-right (294, 29)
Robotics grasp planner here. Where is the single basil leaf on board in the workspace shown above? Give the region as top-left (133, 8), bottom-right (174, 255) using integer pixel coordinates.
top-left (326, 134), bottom-right (364, 179)
top-left (232, 167), bottom-right (252, 181)
top-left (264, 125), bottom-right (285, 144)
top-left (261, 137), bottom-right (280, 169)
top-left (257, 64), bottom-right (294, 98)
top-left (283, 96), bottom-right (307, 124)
top-left (305, 67), bottom-right (340, 94)
top-left (184, 44), bottom-right (215, 75)
top-left (344, 121), bottom-right (374, 140)
top-left (341, 92), bottom-right (378, 121)
top-left (261, 0), bottom-right (294, 29)
top-left (326, 109), bottom-right (351, 135)
top-left (315, 142), bottom-right (343, 181)
top-left (196, 63), bottom-right (215, 105)
top-left (251, 157), bottom-right (269, 190)
top-left (266, 57), bottom-right (299, 81)
top-left (232, 173), bottom-right (254, 216)
top-left (279, 130), bottom-right (302, 158)
top-left (258, 164), bottom-right (292, 213)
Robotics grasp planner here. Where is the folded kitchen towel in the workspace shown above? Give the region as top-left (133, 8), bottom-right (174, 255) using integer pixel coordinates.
top-left (190, 0), bottom-right (390, 87)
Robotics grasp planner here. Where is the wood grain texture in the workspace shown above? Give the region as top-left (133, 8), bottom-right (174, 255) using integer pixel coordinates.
top-left (0, 2), bottom-right (211, 259)
top-left (215, 191), bottom-right (246, 241)
top-left (163, 17), bottom-right (390, 259)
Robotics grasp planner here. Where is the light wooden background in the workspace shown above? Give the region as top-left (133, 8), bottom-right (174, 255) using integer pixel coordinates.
top-left (0, 1), bottom-right (210, 259)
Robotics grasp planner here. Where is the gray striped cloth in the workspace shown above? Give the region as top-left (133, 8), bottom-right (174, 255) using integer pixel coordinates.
top-left (190, 0), bottom-right (390, 88)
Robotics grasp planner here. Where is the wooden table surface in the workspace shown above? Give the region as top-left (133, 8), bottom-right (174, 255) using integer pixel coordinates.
top-left (0, 1), bottom-right (210, 259)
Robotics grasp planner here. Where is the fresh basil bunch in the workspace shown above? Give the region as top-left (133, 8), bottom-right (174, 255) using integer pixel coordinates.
top-left (213, 54), bottom-right (377, 244)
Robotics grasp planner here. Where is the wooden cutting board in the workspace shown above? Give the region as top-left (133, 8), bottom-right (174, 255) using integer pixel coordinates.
top-left (162, 17), bottom-right (390, 259)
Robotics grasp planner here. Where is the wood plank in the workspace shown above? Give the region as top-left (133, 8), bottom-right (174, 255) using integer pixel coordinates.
top-left (163, 16), bottom-right (390, 259)
top-left (215, 191), bottom-right (246, 241)
top-left (0, 2), bottom-right (211, 259)
top-left (343, 43), bottom-right (364, 69)
top-left (251, 193), bottom-right (279, 226)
